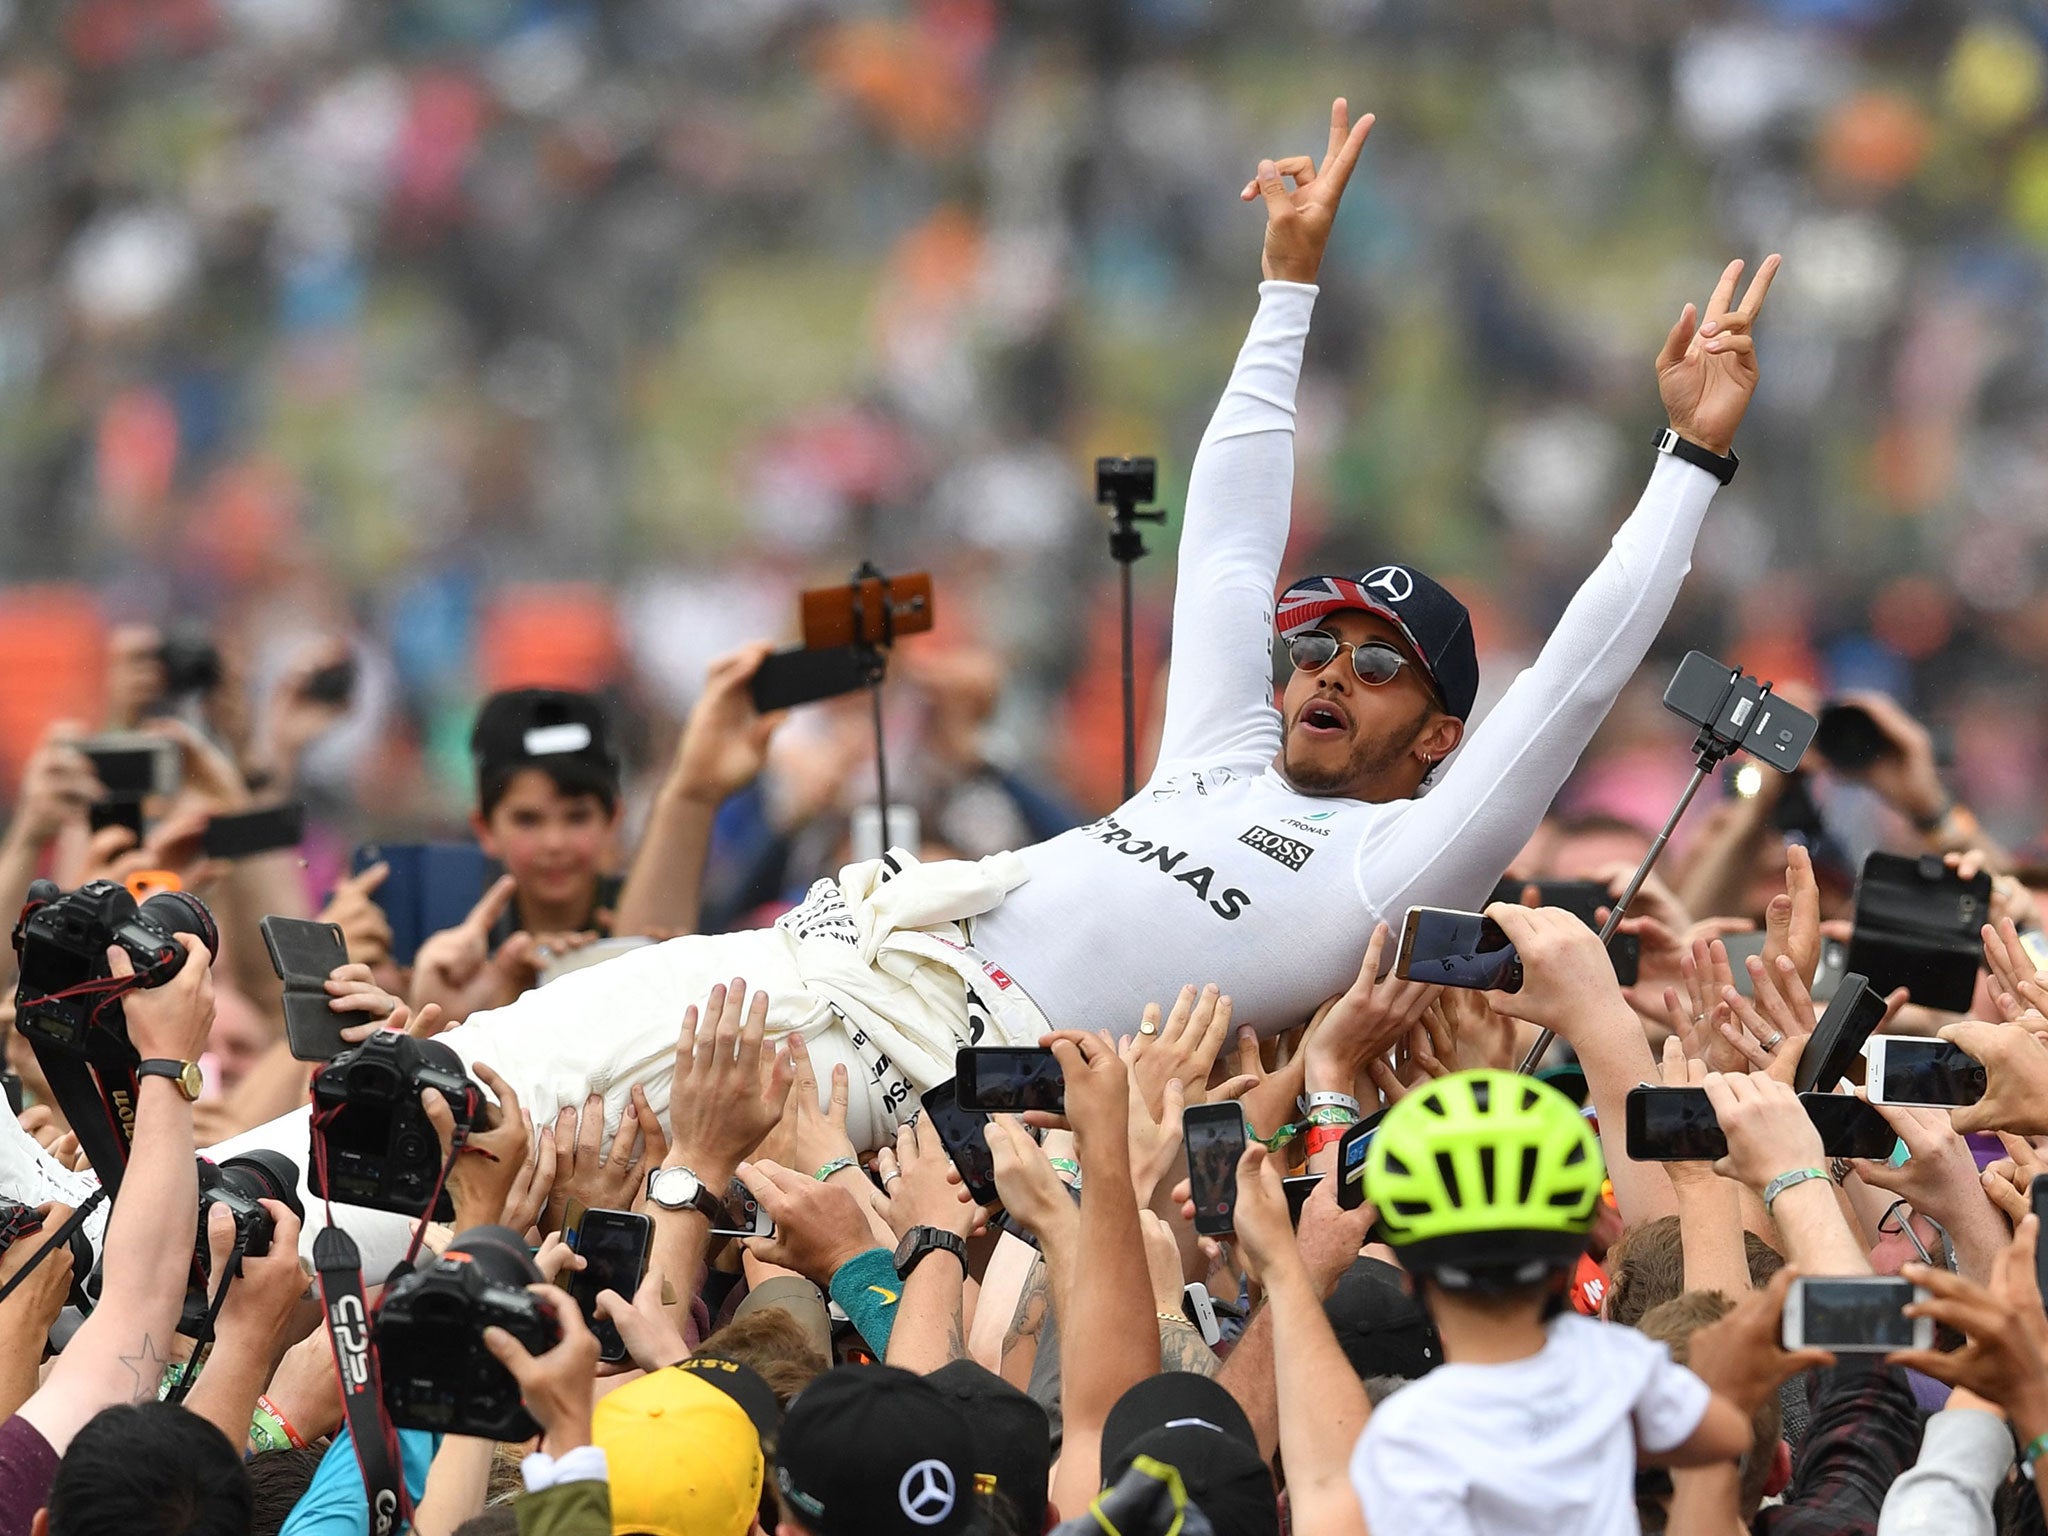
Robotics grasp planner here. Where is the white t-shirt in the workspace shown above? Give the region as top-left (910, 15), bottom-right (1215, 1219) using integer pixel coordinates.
top-left (974, 282), bottom-right (1720, 1035)
top-left (1348, 1313), bottom-right (1711, 1536)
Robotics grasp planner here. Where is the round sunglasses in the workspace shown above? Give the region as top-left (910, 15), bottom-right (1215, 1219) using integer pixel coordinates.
top-left (1287, 631), bottom-right (1417, 688)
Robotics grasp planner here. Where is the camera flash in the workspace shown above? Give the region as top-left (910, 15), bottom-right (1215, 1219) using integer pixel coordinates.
top-left (1734, 762), bottom-right (1765, 799)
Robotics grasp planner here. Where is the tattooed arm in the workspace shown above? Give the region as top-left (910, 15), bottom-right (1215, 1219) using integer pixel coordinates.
top-left (19, 941), bottom-right (214, 1454)
top-left (885, 1248), bottom-right (971, 1374)
top-left (1001, 1255), bottom-right (1053, 1390)
top-left (1158, 1318), bottom-right (1221, 1377)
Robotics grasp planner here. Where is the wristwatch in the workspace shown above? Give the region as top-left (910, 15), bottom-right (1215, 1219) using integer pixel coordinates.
top-left (646, 1165), bottom-right (726, 1222)
top-left (1653, 427), bottom-right (1739, 486)
top-left (137, 1058), bottom-right (203, 1102)
top-left (892, 1225), bottom-right (968, 1279)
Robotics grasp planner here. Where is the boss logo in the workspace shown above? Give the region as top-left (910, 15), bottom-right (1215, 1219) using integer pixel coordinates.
top-left (1239, 826), bottom-right (1313, 871)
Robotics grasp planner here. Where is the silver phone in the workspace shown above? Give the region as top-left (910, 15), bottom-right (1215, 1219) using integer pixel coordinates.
top-left (1781, 1275), bottom-right (1930, 1353)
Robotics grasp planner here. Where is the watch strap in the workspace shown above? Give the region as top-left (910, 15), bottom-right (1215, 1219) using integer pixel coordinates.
top-left (136, 1058), bottom-right (199, 1101)
top-left (1653, 427), bottom-right (1739, 486)
top-left (894, 1226), bottom-right (967, 1278)
top-left (648, 1166), bottom-right (724, 1221)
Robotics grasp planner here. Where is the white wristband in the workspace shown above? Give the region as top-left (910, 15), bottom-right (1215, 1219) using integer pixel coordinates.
top-left (1304, 1090), bottom-right (1362, 1115)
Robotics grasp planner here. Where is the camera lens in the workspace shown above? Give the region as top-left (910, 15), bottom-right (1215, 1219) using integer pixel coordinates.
top-left (448, 1225), bottom-right (543, 1290)
top-left (217, 1151), bottom-right (304, 1223)
top-left (136, 891), bottom-right (220, 961)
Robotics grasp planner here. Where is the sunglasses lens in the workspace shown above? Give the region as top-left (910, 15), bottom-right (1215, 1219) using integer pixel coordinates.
top-left (1289, 634), bottom-right (1340, 671)
top-left (1352, 644), bottom-right (1406, 686)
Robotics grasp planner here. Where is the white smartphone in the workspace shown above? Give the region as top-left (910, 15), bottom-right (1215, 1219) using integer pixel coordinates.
top-left (1181, 1282), bottom-right (1222, 1347)
top-left (1781, 1275), bottom-right (1930, 1353)
top-left (1863, 1035), bottom-right (1988, 1109)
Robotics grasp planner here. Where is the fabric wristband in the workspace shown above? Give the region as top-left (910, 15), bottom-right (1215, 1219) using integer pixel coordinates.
top-left (1049, 1157), bottom-right (1081, 1188)
top-left (1249, 1121), bottom-right (1304, 1151)
top-left (814, 1156), bottom-right (858, 1182)
top-left (1306, 1105), bottom-right (1359, 1127)
top-left (826, 1247), bottom-right (903, 1357)
top-left (2019, 1431), bottom-right (2048, 1482)
top-left (249, 1397), bottom-right (304, 1454)
top-left (1762, 1167), bottom-right (1829, 1211)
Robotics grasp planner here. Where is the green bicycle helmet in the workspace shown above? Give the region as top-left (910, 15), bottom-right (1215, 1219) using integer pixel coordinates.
top-left (1364, 1069), bottom-right (1604, 1288)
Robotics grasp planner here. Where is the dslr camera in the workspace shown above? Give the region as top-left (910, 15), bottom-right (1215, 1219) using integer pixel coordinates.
top-left (182, 1152), bottom-right (303, 1337)
top-left (375, 1225), bottom-right (560, 1440)
top-left (12, 880), bottom-right (219, 1050)
top-left (309, 1032), bottom-right (486, 1217)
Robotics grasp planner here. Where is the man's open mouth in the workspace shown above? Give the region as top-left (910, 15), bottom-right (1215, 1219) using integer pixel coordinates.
top-left (1299, 698), bottom-right (1351, 737)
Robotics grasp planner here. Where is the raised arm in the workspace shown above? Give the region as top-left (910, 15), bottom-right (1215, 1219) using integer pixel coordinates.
top-left (1153, 100), bottom-right (1371, 773)
top-left (1361, 256), bottom-right (1780, 913)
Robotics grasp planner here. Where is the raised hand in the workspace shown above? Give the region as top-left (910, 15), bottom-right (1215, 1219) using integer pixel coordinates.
top-left (666, 981), bottom-right (795, 1186)
top-left (1760, 844), bottom-right (1823, 994)
top-left (874, 1116), bottom-right (984, 1242)
top-left (735, 1160), bottom-right (878, 1285)
top-left (1656, 254), bottom-right (1781, 457)
top-left (318, 860), bottom-right (394, 971)
top-left (1125, 984), bottom-right (1233, 1112)
top-left (544, 1087), bottom-right (665, 1234)
top-left (1237, 98), bottom-right (1375, 285)
top-left (1303, 924), bottom-right (1441, 1096)
top-left (671, 643), bottom-right (788, 804)
top-left (425, 1061), bottom-right (533, 1234)
top-left (1892, 1217), bottom-right (2048, 1427)
top-left (9, 724), bottom-right (100, 848)
top-left (409, 873), bottom-right (520, 1015)
top-left (482, 1286), bottom-right (599, 1456)
top-left (1945, 1020), bottom-right (2048, 1136)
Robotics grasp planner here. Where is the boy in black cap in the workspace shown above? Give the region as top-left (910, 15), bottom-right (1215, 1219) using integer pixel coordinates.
top-left (774, 1365), bottom-right (979, 1536)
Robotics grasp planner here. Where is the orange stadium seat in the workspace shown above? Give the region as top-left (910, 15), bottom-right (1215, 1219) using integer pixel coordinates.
top-left (0, 586), bottom-right (105, 794)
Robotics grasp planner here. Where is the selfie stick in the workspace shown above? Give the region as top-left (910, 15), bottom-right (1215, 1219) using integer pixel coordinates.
top-left (1097, 459), bottom-right (1167, 801)
top-left (1516, 683), bottom-right (1793, 1076)
top-left (847, 561), bottom-right (895, 829)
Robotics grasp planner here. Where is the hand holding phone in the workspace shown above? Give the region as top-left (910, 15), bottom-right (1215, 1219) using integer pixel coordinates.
top-left (1396, 907), bottom-right (1523, 992)
top-left (1781, 1275), bottom-right (1930, 1353)
top-left (566, 1207), bottom-right (652, 1365)
top-left (261, 916), bottom-right (353, 1061)
top-left (918, 1082), bottom-right (1001, 1206)
top-left (1864, 1036), bottom-right (1987, 1109)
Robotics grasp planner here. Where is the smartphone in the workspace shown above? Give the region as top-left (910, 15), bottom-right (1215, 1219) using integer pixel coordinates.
top-left (1181, 1282), bottom-right (1223, 1347)
top-left (918, 1081), bottom-right (1001, 1207)
top-left (1283, 1174), bottom-right (1324, 1226)
top-left (303, 657), bottom-right (357, 707)
top-left (350, 843), bottom-right (496, 967)
top-left (955, 1048), bottom-right (1065, 1115)
top-left (1781, 1275), bottom-right (1931, 1353)
top-left (76, 732), bottom-right (179, 799)
top-left (1863, 1036), bottom-right (1987, 1108)
top-left (260, 916), bottom-right (352, 1061)
top-left (2031, 1175), bottom-right (2048, 1304)
top-left (1722, 932), bottom-right (1769, 997)
top-left (565, 1207), bottom-right (652, 1364)
top-left (1625, 1086), bottom-right (1728, 1162)
top-left (800, 571), bottom-right (935, 650)
top-left (1396, 907), bottom-right (1524, 992)
top-left (1185, 1102), bottom-right (1249, 1236)
top-left (88, 798), bottom-right (144, 837)
top-left (1335, 1111), bottom-right (1386, 1211)
top-left (749, 646), bottom-right (870, 713)
top-left (707, 1175), bottom-right (775, 1241)
top-left (1661, 651), bottom-right (1818, 774)
top-left (1798, 1092), bottom-right (1899, 1159)
top-left (1846, 852), bottom-right (1990, 1014)
top-left (1794, 975), bottom-right (1886, 1094)
top-left (1814, 703), bottom-right (1897, 773)
top-left (203, 803), bottom-right (306, 860)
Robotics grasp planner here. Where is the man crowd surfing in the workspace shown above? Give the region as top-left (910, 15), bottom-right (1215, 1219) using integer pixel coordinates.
top-left (8, 96), bottom-right (2048, 1536)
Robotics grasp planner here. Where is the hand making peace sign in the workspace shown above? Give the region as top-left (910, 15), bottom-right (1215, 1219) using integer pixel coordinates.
top-left (1657, 254), bottom-right (1782, 457)
top-left (1238, 97), bottom-right (1375, 286)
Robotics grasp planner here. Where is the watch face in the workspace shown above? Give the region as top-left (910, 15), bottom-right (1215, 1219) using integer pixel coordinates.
top-left (177, 1061), bottom-right (203, 1100)
top-left (649, 1167), bottom-right (702, 1208)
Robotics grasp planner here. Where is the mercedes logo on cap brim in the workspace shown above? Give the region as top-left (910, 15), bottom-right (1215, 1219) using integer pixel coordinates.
top-left (900, 1459), bottom-right (957, 1526)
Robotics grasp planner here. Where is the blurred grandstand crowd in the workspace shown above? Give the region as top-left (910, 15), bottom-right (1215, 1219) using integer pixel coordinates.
top-left (7, 0), bottom-right (2048, 898)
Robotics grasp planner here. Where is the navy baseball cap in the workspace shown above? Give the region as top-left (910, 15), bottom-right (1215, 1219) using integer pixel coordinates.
top-left (1277, 566), bottom-right (1479, 721)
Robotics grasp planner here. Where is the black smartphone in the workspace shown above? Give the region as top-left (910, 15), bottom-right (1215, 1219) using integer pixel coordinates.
top-left (955, 1048), bottom-right (1064, 1115)
top-left (1814, 703), bottom-right (1897, 773)
top-left (350, 843), bottom-right (495, 967)
top-left (1335, 1111), bottom-right (1386, 1211)
top-left (707, 1175), bottom-right (775, 1240)
top-left (88, 798), bottom-right (144, 838)
top-left (261, 916), bottom-right (352, 1061)
top-left (1846, 852), bottom-right (1989, 1014)
top-left (303, 657), bottom-right (357, 707)
top-left (1624, 1086), bottom-right (1728, 1162)
top-left (1283, 1174), bottom-right (1324, 1226)
top-left (566, 1207), bottom-right (652, 1364)
top-left (1485, 879), bottom-right (1638, 985)
top-left (749, 646), bottom-right (869, 713)
top-left (1793, 974), bottom-right (1886, 1094)
top-left (203, 803), bottom-right (307, 860)
top-left (77, 732), bottom-right (179, 799)
top-left (1396, 907), bottom-right (1523, 992)
top-left (2031, 1175), bottom-right (2048, 1305)
top-left (1797, 1093), bottom-right (1899, 1159)
top-left (1185, 1102), bottom-right (1248, 1236)
top-left (2, 1074), bottom-right (21, 1116)
top-left (919, 1081), bottom-right (1001, 1206)
top-left (1661, 651), bottom-right (1818, 774)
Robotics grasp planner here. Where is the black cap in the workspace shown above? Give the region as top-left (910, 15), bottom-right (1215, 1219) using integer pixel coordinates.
top-left (777, 1365), bottom-right (976, 1536)
top-left (1101, 1376), bottom-right (1274, 1536)
top-left (1276, 566), bottom-right (1479, 721)
top-left (469, 688), bottom-right (619, 800)
top-left (1324, 1257), bottom-right (1441, 1382)
top-left (926, 1360), bottom-right (1052, 1531)
top-left (671, 1355), bottom-right (782, 1445)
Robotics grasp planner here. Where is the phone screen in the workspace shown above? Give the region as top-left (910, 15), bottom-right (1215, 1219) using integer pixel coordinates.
top-left (2031, 1176), bottom-right (2048, 1304)
top-left (1185, 1104), bottom-right (1248, 1236)
top-left (568, 1210), bottom-right (650, 1362)
top-left (1399, 908), bottom-right (1522, 991)
top-left (1878, 1039), bottom-right (1987, 1107)
top-left (1336, 1113), bottom-right (1383, 1211)
top-left (708, 1176), bottom-right (773, 1240)
top-left (204, 803), bottom-right (307, 860)
top-left (1283, 1174), bottom-right (1323, 1226)
top-left (919, 1082), bottom-right (1000, 1206)
top-left (1624, 1087), bottom-right (1728, 1162)
top-left (1797, 1093), bottom-right (1899, 1160)
top-left (955, 1048), bottom-right (1065, 1115)
top-left (1793, 1277), bottom-right (1918, 1351)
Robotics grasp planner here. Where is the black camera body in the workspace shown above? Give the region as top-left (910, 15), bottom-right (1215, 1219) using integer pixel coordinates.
top-left (182, 1152), bottom-right (303, 1337)
top-left (0, 1199), bottom-right (44, 1257)
top-left (309, 1033), bottom-right (485, 1217)
top-left (375, 1226), bottom-right (559, 1440)
top-left (12, 880), bottom-right (218, 1050)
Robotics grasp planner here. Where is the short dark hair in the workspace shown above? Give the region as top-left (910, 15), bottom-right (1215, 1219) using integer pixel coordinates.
top-left (247, 1447), bottom-right (325, 1536)
top-left (47, 1403), bottom-right (251, 1536)
top-left (477, 759), bottom-right (619, 820)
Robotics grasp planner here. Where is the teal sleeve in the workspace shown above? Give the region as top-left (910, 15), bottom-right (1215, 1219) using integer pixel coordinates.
top-left (278, 1426), bottom-right (438, 1536)
top-left (826, 1247), bottom-right (901, 1357)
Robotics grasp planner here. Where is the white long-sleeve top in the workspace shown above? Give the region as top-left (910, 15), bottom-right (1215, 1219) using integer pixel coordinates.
top-left (1876, 1407), bottom-right (2011, 1536)
top-left (973, 280), bottom-right (1721, 1034)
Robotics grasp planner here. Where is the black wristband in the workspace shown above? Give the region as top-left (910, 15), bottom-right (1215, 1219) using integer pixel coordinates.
top-left (1654, 428), bottom-right (1739, 486)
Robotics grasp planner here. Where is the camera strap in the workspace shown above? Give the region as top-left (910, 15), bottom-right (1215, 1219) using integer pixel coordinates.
top-left (314, 1226), bottom-right (413, 1535)
top-left (0, 1187), bottom-right (105, 1307)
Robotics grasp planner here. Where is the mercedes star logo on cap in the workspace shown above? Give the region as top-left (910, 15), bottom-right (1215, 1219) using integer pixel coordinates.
top-left (1362, 565), bottom-right (1414, 603)
top-left (899, 1460), bottom-right (958, 1526)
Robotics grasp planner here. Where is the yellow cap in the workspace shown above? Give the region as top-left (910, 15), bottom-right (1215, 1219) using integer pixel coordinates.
top-left (592, 1369), bottom-right (763, 1536)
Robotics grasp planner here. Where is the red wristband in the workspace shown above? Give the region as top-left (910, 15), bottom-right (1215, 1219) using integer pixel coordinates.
top-left (257, 1394), bottom-right (307, 1450)
top-left (1304, 1125), bottom-right (1346, 1155)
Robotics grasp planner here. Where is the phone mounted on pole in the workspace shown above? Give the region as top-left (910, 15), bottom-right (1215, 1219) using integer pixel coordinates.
top-left (1098, 457), bottom-right (1168, 802)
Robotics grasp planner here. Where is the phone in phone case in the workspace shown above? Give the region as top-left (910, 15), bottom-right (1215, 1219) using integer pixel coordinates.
top-left (1846, 852), bottom-right (1990, 1014)
top-left (1781, 1275), bottom-right (1930, 1353)
top-left (1283, 1174), bottom-right (1324, 1227)
top-left (1335, 1111), bottom-right (1386, 1211)
top-left (1624, 1086), bottom-right (1728, 1163)
top-left (748, 647), bottom-right (869, 713)
top-left (350, 843), bottom-right (495, 967)
top-left (918, 1082), bottom-right (1001, 1207)
top-left (954, 1048), bottom-right (1065, 1115)
top-left (566, 1208), bottom-right (652, 1364)
top-left (1797, 1092), bottom-right (1899, 1160)
top-left (260, 916), bottom-right (352, 1061)
top-left (1863, 1036), bottom-right (1987, 1108)
top-left (1396, 907), bottom-right (1524, 992)
top-left (707, 1176), bottom-right (775, 1240)
top-left (1793, 975), bottom-right (1886, 1094)
top-left (203, 803), bottom-right (306, 860)
top-left (1185, 1102), bottom-right (1249, 1236)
